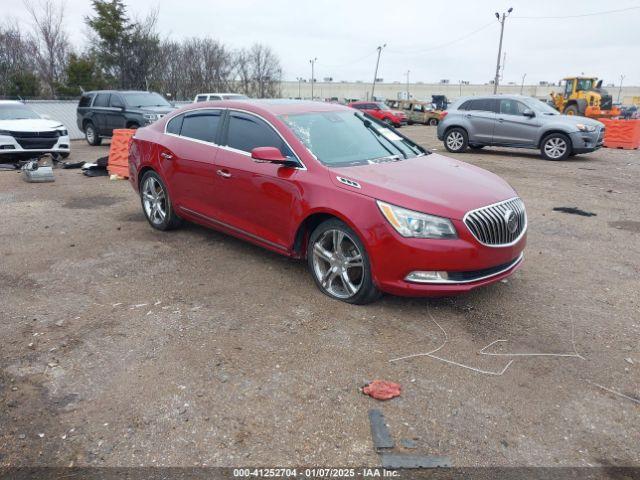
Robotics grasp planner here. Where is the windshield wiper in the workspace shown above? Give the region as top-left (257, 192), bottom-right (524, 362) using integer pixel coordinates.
top-left (356, 113), bottom-right (408, 159)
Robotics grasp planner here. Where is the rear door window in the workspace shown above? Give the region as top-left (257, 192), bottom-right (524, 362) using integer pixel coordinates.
top-left (109, 95), bottom-right (125, 108)
top-left (166, 115), bottom-right (184, 135)
top-left (180, 110), bottom-right (222, 143)
top-left (469, 98), bottom-right (497, 113)
top-left (79, 94), bottom-right (94, 108)
top-left (93, 93), bottom-right (110, 107)
top-left (225, 112), bottom-right (292, 156)
top-left (195, 95), bottom-right (208, 102)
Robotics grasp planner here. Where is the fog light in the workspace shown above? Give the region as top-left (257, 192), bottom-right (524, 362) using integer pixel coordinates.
top-left (405, 271), bottom-right (449, 283)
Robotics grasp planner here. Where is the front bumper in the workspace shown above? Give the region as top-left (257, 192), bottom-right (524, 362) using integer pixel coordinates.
top-left (569, 129), bottom-right (604, 154)
top-left (366, 217), bottom-right (527, 297)
top-left (0, 134), bottom-right (70, 159)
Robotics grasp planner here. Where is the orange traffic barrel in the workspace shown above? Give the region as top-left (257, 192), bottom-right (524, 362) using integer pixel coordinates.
top-left (107, 129), bottom-right (136, 178)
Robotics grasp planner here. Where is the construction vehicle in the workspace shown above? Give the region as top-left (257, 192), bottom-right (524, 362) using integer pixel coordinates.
top-left (550, 76), bottom-right (621, 118)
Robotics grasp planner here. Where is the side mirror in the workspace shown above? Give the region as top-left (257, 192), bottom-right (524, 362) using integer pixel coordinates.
top-left (523, 109), bottom-right (535, 117)
top-left (251, 146), bottom-right (289, 164)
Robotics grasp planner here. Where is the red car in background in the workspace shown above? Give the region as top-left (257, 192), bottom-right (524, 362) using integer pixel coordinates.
top-left (348, 101), bottom-right (408, 127)
top-left (129, 100), bottom-right (526, 304)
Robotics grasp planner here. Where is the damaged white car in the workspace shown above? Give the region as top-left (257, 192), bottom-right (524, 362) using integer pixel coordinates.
top-left (0, 101), bottom-right (70, 161)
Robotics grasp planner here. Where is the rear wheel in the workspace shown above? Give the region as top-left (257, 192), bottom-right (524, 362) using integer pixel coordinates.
top-left (444, 127), bottom-right (468, 153)
top-left (140, 171), bottom-right (182, 230)
top-left (307, 219), bottom-right (380, 304)
top-left (428, 117), bottom-right (439, 126)
top-left (541, 133), bottom-right (571, 161)
top-left (84, 122), bottom-right (101, 146)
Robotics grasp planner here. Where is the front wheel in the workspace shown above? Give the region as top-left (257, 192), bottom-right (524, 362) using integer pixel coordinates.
top-left (383, 118), bottom-right (394, 126)
top-left (444, 128), bottom-right (468, 153)
top-left (307, 219), bottom-right (380, 304)
top-left (140, 171), bottom-right (182, 230)
top-left (541, 133), bottom-right (572, 161)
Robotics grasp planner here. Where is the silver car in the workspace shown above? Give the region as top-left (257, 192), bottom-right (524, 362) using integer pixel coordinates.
top-left (437, 95), bottom-right (605, 160)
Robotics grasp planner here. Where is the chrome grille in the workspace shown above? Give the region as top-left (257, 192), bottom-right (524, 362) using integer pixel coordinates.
top-left (464, 197), bottom-right (526, 246)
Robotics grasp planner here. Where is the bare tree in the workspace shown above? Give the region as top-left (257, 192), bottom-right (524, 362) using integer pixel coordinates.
top-left (0, 22), bottom-right (38, 97)
top-left (24, 0), bottom-right (70, 97)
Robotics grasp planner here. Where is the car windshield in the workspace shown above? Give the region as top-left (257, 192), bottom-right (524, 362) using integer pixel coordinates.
top-left (280, 111), bottom-right (426, 167)
top-left (123, 92), bottom-right (171, 108)
top-left (376, 103), bottom-right (391, 111)
top-left (526, 98), bottom-right (560, 115)
top-left (0, 104), bottom-right (41, 120)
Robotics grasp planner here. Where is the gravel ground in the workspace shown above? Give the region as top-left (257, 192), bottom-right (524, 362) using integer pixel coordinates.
top-left (0, 128), bottom-right (638, 468)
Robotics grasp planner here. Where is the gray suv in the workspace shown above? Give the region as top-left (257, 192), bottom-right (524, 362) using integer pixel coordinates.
top-left (77, 90), bottom-right (176, 146)
top-left (437, 95), bottom-right (605, 160)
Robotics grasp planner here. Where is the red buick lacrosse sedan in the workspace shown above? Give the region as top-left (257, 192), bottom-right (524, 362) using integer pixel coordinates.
top-left (129, 100), bottom-right (526, 304)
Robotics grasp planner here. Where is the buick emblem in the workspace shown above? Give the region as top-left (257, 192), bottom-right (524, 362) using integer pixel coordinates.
top-left (504, 209), bottom-right (518, 234)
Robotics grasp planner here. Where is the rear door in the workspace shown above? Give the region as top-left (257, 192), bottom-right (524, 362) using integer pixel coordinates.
top-left (159, 109), bottom-right (223, 217)
top-left (211, 110), bottom-right (302, 250)
top-left (107, 94), bottom-right (127, 131)
top-left (91, 93), bottom-right (111, 135)
top-left (464, 98), bottom-right (497, 143)
top-left (493, 99), bottom-right (541, 146)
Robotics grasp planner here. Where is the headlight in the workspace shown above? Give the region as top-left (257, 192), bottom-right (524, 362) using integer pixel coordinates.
top-left (576, 123), bottom-right (596, 132)
top-left (58, 129), bottom-right (68, 136)
top-left (377, 200), bottom-right (457, 239)
top-left (143, 113), bottom-right (159, 121)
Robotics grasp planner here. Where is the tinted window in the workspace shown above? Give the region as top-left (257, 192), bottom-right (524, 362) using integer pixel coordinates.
top-left (180, 111), bottom-right (221, 143)
top-left (122, 92), bottom-right (170, 108)
top-left (226, 112), bottom-right (292, 156)
top-left (166, 115), bottom-right (184, 135)
top-left (196, 95), bottom-right (208, 102)
top-left (459, 100), bottom-right (472, 110)
top-left (93, 93), bottom-right (110, 107)
top-left (351, 104), bottom-right (365, 110)
top-left (79, 94), bottom-right (94, 108)
top-left (499, 99), bottom-right (528, 116)
top-left (469, 98), bottom-right (497, 112)
top-left (109, 95), bottom-right (124, 108)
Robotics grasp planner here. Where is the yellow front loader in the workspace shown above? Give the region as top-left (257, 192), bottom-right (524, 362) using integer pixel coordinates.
top-left (550, 76), bottom-right (621, 118)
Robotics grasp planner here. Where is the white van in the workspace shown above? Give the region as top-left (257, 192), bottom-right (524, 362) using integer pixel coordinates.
top-left (193, 93), bottom-right (249, 102)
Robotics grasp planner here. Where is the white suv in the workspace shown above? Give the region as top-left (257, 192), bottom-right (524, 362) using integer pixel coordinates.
top-left (193, 93), bottom-right (248, 102)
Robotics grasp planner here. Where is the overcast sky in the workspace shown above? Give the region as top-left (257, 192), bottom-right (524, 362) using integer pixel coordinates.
top-left (7, 0), bottom-right (640, 85)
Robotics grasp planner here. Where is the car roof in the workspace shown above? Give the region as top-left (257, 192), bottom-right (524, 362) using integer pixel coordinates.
top-left (197, 93), bottom-right (245, 96)
top-left (0, 100), bottom-right (25, 105)
top-left (84, 90), bottom-right (157, 95)
top-left (178, 99), bottom-right (350, 116)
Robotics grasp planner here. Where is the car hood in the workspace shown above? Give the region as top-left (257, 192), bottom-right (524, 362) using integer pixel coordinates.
top-left (329, 153), bottom-right (517, 220)
top-left (540, 113), bottom-right (604, 129)
top-left (129, 106), bottom-right (176, 115)
top-left (0, 118), bottom-right (64, 132)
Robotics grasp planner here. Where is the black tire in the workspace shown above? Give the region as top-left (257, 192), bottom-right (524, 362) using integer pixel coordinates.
top-left (469, 144), bottom-right (485, 150)
top-left (59, 152), bottom-right (70, 159)
top-left (563, 104), bottom-right (580, 116)
top-left (383, 118), bottom-right (393, 126)
top-left (540, 133), bottom-right (572, 161)
top-left (428, 117), bottom-right (439, 126)
top-left (127, 123), bottom-right (140, 130)
top-left (84, 122), bottom-right (102, 146)
top-left (139, 170), bottom-right (182, 231)
top-left (444, 127), bottom-right (468, 153)
top-left (307, 219), bottom-right (380, 305)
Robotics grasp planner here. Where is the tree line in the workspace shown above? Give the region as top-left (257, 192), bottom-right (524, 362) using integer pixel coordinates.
top-left (0, 0), bottom-right (283, 100)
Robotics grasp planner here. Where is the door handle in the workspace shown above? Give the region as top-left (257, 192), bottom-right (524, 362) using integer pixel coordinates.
top-left (160, 152), bottom-right (173, 160)
top-left (216, 169), bottom-right (232, 178)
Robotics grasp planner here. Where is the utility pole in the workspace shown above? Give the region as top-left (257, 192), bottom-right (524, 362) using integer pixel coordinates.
top-left (371, 44), bottom-right (386, 101)
top-left (296, 77), bottom-right (303, 98)
top-left (459, 80), bottom-right (463, 97)
top-left (618, 74), bottom-right (625, 103)
top-left (520, 73), bottom-right (527, 95)
top-left (493, 8), bottom-right (513, 94)
top-left (405, 70), bottom-right (410, 100)
top-left (309, 58), bottom-right (317, 100)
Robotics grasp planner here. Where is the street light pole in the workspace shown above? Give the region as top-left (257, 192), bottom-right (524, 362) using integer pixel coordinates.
top-left (309, 58), bottom-right (317, 100)
top-left (493, 8), bottom-right (513, 94)
top-left (371, 44), bottom-right (386, 101)
top-left (405, 70), bottom-right (410, 100)
top-left (296, 77), bottom-right (303, 98)
top-left (520, 73), bottom-right (527, 95)
top-left (618, 74), bottom-right (625, 103)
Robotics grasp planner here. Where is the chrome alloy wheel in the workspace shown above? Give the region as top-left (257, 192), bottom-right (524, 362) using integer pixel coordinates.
top-left (311, 229), bottom-right (364, 299)
top-left (544, 137), bottom-right (568, 159)
top-left (446, 131), bottom-right (464, 150)
top-left (86, 126), bottom-right (95, 143)
top-left (142, 176), bottom-right (167, 225)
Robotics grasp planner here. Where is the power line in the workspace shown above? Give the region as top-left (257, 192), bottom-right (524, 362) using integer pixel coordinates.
top-left (388, 20), bottom-right (497, 55)
top-left (513, 5), bottom-right (640, 19)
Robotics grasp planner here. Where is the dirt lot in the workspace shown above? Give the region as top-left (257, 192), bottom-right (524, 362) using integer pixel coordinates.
top-left (1, 127), bottom-right (639, 468)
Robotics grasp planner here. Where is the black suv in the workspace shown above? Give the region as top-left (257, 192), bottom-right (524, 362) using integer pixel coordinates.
top-left (76, 90), bottom-right (176, 145)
